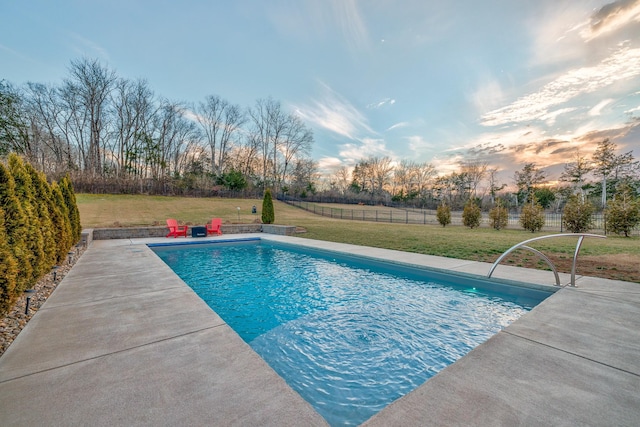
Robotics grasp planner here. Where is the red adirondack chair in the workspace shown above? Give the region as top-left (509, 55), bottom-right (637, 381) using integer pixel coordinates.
top-left (166, 219), bottom-right (188, 238)
top-left (206, 218), bottom-right (223, 235)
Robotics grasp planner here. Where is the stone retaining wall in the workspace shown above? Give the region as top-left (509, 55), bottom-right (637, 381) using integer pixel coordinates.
top-left (89, 224), bottom-right (265, 240)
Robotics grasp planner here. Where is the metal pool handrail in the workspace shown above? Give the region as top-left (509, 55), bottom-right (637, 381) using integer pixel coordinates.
top-left (487, 233), bottom-right (606, 287)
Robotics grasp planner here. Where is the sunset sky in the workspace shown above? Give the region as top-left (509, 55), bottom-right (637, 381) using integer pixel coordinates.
top-left (2, 0), bottom-right (639, 185)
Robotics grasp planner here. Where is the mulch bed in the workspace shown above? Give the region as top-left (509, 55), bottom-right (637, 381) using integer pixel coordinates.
top-left (0, 246), bottom-right (86, 357)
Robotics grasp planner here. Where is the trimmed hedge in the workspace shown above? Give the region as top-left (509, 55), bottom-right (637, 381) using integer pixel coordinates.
top-left (0, 156), bottom-right (80, 316)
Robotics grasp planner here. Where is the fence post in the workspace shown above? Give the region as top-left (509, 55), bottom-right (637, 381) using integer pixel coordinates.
top-left (560, 213), bottom-right (563, 232)
top-left (406, 210), bottom-right (409, 224)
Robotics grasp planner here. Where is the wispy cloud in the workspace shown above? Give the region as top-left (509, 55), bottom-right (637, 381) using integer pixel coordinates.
top-left (67, 31), bottom-right (110, 61)
top-left (367, 98), bottom-right (396, 109)
top-left (387, 121), bottom-right (409, 131)
top-left (481, 44), bottom-right (640, 127)
top-left (293, 82), bottom-right (374, 140)
top-left (406, 135), bottom-right (433, 153)
top-left (338, 138), bottom-right (394, 164)
top-left (331, 0), bottom-right (369, 51)
top-left (581, 0), bottom-right (640, 41)
top-left (589, 99), bottom-right (615, 116)
top-left (0, 43), bottom-right (36, 63)
top-left (266, 0), bottom-right (369, 51)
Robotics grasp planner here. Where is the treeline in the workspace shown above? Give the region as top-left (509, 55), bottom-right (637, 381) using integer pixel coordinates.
top-left (322, 139), bottom-right (639, 212)
top-left (0, 154), bottom-right (81, 316)
top-left (0, 58), bottom-right (314, 195)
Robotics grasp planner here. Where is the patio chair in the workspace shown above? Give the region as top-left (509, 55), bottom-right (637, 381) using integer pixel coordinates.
top-left (207, 218), bottom-right (223, 235)
top-left (166, 218), bottom-right (188, 238)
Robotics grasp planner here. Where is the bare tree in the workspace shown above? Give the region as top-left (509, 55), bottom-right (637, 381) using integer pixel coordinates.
top-left (487, 167), bottom-right (506, 205)
top-left (331, 165), bottom-right (351, 195)
top-left (278, 114), bottom-right (313, 188)
top-left (560, 150), bottom-right (592, 198)
top-left (460, 160), bottom-right (488, 198)
top-left (194, 95), bottom-right (244, 176)
top-left (109, 78), bottom-right (155, 178)
top-left (63, 58), bottom-right (117, 176)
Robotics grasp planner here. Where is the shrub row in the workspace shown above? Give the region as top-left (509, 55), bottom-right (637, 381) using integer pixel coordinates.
top-left (0, 154), bottom-right (81, 315)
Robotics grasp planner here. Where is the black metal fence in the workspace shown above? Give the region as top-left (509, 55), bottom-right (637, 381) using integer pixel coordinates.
top-left (282, 199), bottom-right (639, 236)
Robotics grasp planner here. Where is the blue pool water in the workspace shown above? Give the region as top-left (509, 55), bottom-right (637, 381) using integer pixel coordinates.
top-left (152, 240), bottom-right (551, 426)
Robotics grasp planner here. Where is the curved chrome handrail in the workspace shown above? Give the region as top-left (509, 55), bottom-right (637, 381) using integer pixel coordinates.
top-left (487, 233), bottom-right (606, 287)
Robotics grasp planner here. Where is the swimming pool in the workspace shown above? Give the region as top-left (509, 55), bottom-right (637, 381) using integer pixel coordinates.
top-left (151, 239), bottom-right (553, 426)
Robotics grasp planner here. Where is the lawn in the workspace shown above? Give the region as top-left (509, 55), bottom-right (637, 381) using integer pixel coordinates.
top-left (77, 194), bottom-right (640, 283)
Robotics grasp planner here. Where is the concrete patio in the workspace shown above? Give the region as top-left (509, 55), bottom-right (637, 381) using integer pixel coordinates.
top-left (0, 234), bottom-right (638, 426)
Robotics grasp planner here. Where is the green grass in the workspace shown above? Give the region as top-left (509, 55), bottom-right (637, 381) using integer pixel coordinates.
top-left (77, 194), bottom-right (640, 283)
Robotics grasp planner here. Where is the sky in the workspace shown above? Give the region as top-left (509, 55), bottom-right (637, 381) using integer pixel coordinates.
top-left (2, 0), bottom-right (640, 186)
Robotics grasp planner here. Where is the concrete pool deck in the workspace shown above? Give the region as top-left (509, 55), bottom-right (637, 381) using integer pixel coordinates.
top-left (0, 234), bottom-right (638, 426)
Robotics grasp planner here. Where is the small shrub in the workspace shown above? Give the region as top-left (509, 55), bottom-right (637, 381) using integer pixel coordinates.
top-left (489, 199), bottom-right (508, 230)
top-left (520, 195), bottom-right (545, 233)
top-left (261, 188), bottom-right (275, 224)
top-left (562, 195), bottom-right (594, 233)
top-left (605, 185), bottom-right (640, 237)
top-left (462, 200), bottom-right (481, 229)
top-left (436, 203), bottom-right (451, 227)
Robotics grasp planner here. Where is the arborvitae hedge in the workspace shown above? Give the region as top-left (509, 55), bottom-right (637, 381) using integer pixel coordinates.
top-left (50, 181), bottom-right (73, 263)
top-left (60, 174), bottom-right (81, 243)
top-left (26, 163), bottom-right (57, 271)
top-left (0, 156), bottom-right (80, 316)
top-left (0, 207), bottom-right (19, 315)
top-left (262, 188), bottom-right (275, 224)
top-left (9, 153), bottom-right (45, 284)
top-left (0, 162), bottom-right (32, 294)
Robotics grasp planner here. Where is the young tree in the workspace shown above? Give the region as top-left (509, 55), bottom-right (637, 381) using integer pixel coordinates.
top-left (462, 199), bottom-right (481, 229)
top-left (489, 198), bottom-right (509, 230)
top-left (436, 202), bottom-right (451, 227)
top-left (605, 184), bottom-right (640, 237)
top-left (562, 195), bottom-right (595, 233)
top-left (520, 195), bottom-right (545, 233)
top-left (261, 188), bottom-right (275, 224)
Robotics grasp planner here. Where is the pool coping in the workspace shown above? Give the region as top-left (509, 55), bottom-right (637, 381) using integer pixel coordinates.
top-left (0, 234), bottom-right (638, 426)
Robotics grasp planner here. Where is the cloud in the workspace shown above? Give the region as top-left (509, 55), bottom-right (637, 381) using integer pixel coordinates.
top-left (582, 0), bottom-right (640, 41)
top-left (367, 98), bottom-right (396, 109)
top-left (481, 44), bottom-right (640, 127)
top-left (67, 31), bottom-right (110, 61)
top-left (338, 138), bottom-right (394, 164)
top-left (294, 82), bottom-right (375, 140)
top-left (471, 78), bottom-right (505, 114)
top-left (266, 0), bottom-right (369, 51)
top-left (331, 0), bottom-right (369, 51)
top-left (406, 135), bottom-right (433, 153)
top-left (386, 121), bottom-right (409, 131)
top-left (589, 99), bottom-right (615, 116)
